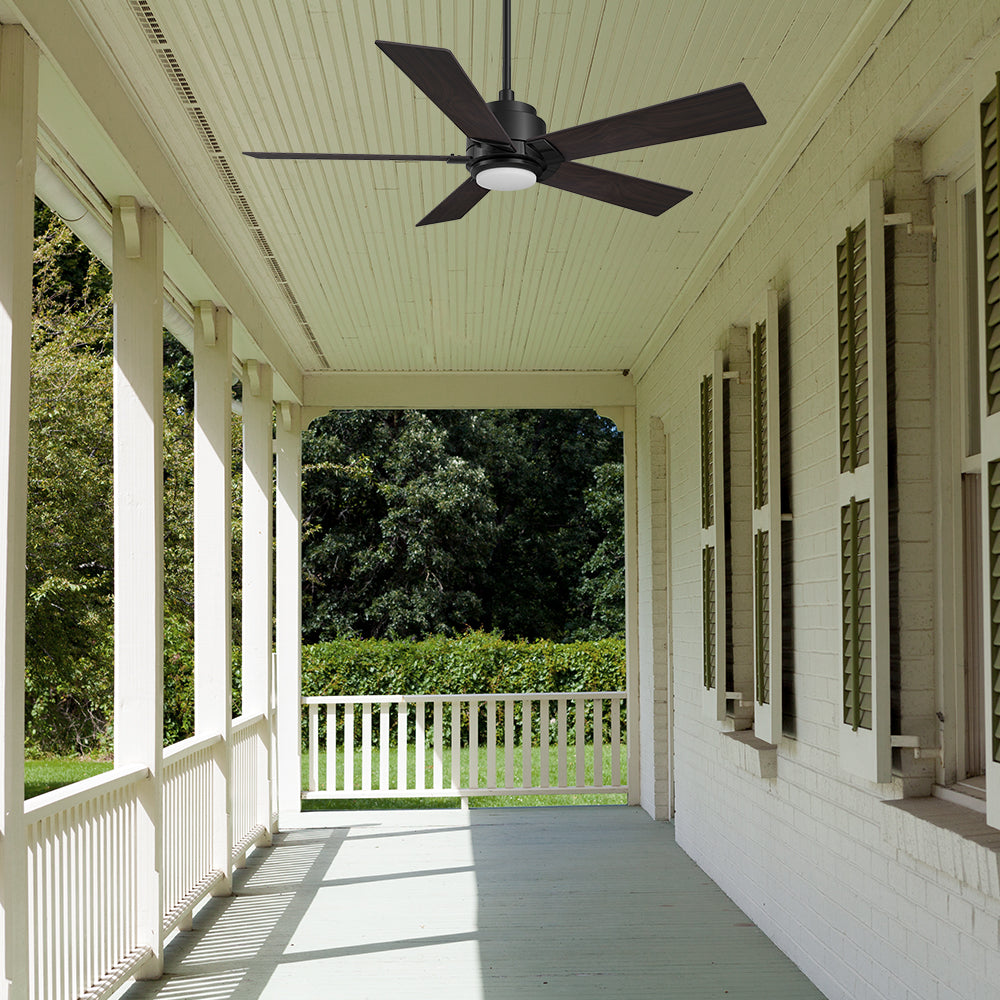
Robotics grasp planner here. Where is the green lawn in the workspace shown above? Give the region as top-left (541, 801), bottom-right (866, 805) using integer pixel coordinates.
top-left (302, 741), bottom-right (627, 810)
top-left (25, 758), bottom-right (113, 799)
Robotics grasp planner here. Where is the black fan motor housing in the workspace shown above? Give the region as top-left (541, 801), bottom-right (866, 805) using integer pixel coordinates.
top-left (466, 99), bottom-right (563, 183)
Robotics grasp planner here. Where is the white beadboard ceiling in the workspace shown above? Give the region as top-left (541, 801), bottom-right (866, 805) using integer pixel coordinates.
top-left (45, 1), bottom-right (884, 375)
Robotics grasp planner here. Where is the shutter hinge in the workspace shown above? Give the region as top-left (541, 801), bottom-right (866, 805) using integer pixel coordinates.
top-left (891, 734), bottom-right (941, 760)
top-left (883, 211), bottom-right (936, 240)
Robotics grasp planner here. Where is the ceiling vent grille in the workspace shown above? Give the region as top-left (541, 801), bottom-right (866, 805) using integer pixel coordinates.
top-left (126, 0), bottom-right (329, 368)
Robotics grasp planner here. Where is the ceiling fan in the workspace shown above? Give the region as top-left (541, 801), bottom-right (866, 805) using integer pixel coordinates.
top-left (244, 0), bottom-right (766, 227)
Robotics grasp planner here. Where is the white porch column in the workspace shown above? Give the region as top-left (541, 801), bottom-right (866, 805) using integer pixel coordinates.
top-left (0, 26), bottom-right (36, 1000)
top-left (622, 407), bottom-right (641, 805)
top-left (113, 197), bottom-right (165, 977)
top-left (193, 304), bottom-right (233, 894)
top-left (275, 402), bottom-right (302, 819)
top-left (242, 359), bottom-right (274, 838)
top-left (637, 416), bottom-right (672, 819)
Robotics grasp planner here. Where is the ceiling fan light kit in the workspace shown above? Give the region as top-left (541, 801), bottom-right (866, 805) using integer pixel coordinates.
top-left (244, 0), bottom-right (766, 227)
top-left (475, 167), bottom-right (536, 191)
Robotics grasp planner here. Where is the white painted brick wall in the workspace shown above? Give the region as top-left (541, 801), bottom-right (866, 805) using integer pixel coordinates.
top-left (633, 2), bottom-right (1000, 998)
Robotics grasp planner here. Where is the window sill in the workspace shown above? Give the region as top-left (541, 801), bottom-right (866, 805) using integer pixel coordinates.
top-left (881, 796), bottom-right (1000, 897)
top-left (932, 780), bottom-right (986, 816)
top-left (721, 729), bottom-right (777, 779)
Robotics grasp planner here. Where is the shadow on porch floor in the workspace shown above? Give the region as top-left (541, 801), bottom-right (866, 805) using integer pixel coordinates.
top-left (120, 806), bottom-right (826, 999)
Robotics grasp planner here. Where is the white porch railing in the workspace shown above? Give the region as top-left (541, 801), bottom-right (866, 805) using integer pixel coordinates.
top-left (26, 765), bottom-right (151, 1000)
top-left (303, 692), bottom-right (627, 800)
top-left (162, 733), bottom-right (224, 932)
top-left (231, 712), bottom-right (270, 857)
top-left (25, 715), bottom-right (273, 1000)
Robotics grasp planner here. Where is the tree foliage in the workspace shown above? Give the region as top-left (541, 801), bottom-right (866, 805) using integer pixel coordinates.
top-left (302, 408), bottom-right (624, 642)
top-left (26, 205), bottom-right (211, 753)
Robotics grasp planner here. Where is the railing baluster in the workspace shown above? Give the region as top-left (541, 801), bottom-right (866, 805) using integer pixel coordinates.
top-left (397, 700), bottom-right (408, 792)
top-left (469, 699), bottom-right (479, 790)
top-left (487, 700), bottom-right (497, 790)
top-left (539, 697), bottom-right (550, 788)
top-left (522, 697), bottom-right (532, 789)
top-left (575, 697), bottom-right (586, 789)
top-left (594, 698), bottom-right (604, 789)
top-left (504, 697), bottom-right (515, 791)
top-left (558, 698), bottom-right (568, 788)
top-left (324, 705), bottom-right (334, 792)
top-left (611, 696), bottom-right (621, 787)
top-left (415, 700), bottom-right (426, 792)
top-left (362, 703), bottom-right (373, 793)
top-left (308, 704), bottom-right (319, 792)
top-left (345, 703), bottom-right (355, 792)
top-left (433, 700), bottom-right (444, 790)
top-left (379, 702), bottom-right (390, 791)
top-left (451, 698), bottom-right (462, 792)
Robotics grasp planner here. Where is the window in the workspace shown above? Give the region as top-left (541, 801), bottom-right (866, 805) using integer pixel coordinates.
top-left (977, 73), bottom-right (1000, 826)
top-left (701, 352), bottom-right (726, 721)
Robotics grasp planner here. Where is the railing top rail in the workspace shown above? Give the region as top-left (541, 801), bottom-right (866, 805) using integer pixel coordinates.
top-left (24, 764), bottom-right (150, 824)
top-left (302, 691), bottom-right (626, 706)
top-left (232, 712), bottom-right (268, 735)
top-left (163, 731), bottom-right (224, 766)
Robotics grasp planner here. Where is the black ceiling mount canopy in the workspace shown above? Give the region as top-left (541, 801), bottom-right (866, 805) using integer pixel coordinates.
top-left (243, 0), bottom-right (767, 227)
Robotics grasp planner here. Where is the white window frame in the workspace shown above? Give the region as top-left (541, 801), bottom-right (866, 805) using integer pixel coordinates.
top-left (975, 67), bottom-right (1000, 828)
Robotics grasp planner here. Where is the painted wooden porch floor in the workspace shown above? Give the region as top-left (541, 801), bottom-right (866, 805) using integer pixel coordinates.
top-left (122, 806), bottom-right (827, 1000)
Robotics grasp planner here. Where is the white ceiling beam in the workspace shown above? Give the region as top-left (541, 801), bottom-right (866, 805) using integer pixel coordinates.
top-left (11, 0), bottom-right (304, 402)
top-left (302, 372), bottom-right (635, 411)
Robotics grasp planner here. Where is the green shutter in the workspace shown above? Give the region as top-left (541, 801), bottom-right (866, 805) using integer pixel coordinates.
top-left (751, 321), bottom-right (768, 510)
top-left (703, 545), bottom-right (716, 690)
top-left (701, 353), bottom-right (727, 720)
top-left (754, 529), bottom-right (770, 705)
top-left (838, 222), bottom-right (870, 473)
top-left (751, 290), bottom-right (782, 741)
top-left (988, 460), bottom-right (1000, 761)
top-left (841, 497), bottom-right (873, 732)
top-left (981, 74), bottom-right (1000, 415)
top-left (701, 374), bottom-right (714, 529)
top-left (836, 182), bottom-right (890, 782)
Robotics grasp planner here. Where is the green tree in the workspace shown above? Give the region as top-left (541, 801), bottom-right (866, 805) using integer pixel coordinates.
top-left (302, 410), bottom-right (497, 639)
top-left (441, 410), bottom-right (623, 639)
top-left (302, 408), bottom-right (624, 643)
top-left (570, 462), bottom-right (625, 638)
top-left (26, 211), bottom-right (116, 752)
top-left (26, 204), bottom-right (229, 752)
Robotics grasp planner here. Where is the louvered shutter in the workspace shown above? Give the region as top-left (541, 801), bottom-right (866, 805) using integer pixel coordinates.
top-left (837, 180), bottom-right (891, 783)
top-left (751, 288), bottom-right (782, 744)
top-left (977, 73), bottom-right (1000, 827)
top-left (701, 351), bottom-right (726, 720)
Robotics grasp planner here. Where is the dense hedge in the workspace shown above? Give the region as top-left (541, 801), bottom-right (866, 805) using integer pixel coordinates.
top-left (302, 631), bottom-right (626, 746)
top-left (302, 631), bottom-right (625, 698)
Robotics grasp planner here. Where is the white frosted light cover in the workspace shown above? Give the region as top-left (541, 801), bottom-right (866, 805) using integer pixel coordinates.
top-left (475, 166), bottom-right (537, 191)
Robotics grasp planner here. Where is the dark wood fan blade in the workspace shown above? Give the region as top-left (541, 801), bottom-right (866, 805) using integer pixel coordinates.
top-left (243, 152), bottom-right (467, 162)
top-left (375, 40), bottom-right (513, 148)
top-left (416, 177), bottom-right (489, 226)
top-left (542, 83), bottom-right (766, 161)
top-left (541, 162), bottom-right (691, 216)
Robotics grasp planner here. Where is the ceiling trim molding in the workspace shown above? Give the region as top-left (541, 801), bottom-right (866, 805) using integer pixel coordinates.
top-left (12, 0), bottom-right (305, 401)
top-left (302, 372), bottom-right (636, 411)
